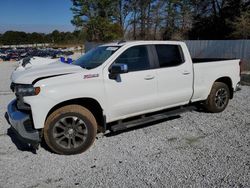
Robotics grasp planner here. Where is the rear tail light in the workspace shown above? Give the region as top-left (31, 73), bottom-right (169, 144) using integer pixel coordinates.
top-left (239, 60), bottom-right (242, 76)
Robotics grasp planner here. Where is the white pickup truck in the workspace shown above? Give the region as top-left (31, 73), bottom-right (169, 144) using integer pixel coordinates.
top-left (6, 41), bottom-right (241, 155)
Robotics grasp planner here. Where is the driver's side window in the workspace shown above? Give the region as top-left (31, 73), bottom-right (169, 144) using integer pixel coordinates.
top-left (114, 45), bottom-right (150, 72)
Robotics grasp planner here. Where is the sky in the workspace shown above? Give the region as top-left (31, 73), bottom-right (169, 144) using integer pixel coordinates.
top-left (0, 0), bottom-right (75, 33)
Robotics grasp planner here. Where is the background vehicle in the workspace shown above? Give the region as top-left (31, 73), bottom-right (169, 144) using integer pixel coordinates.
top-left (6, 41), bottom-right (241, 155)
top-left (0, 47), bottom-right (73, 61)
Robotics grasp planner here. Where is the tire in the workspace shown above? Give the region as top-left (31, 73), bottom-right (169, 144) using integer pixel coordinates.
top-left (44, 105), bottom-right (97, 155)
top-left (204, 82), bottom-right (230, 113)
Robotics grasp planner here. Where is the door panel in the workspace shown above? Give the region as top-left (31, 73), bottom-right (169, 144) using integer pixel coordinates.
top-left (156, 64), bottom-right (193, 108)
top-left (104, 45), bottom-right (158, 121)
top-left (154, 45), bottom-right (193, 108)
top-left (105, 70), bottom-right (157, 121)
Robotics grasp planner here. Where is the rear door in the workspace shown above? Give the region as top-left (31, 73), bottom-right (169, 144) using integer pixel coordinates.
top-left (104, 45), bottom-right (158, 121)
top-left (153, 44), bottom-right (193, 108)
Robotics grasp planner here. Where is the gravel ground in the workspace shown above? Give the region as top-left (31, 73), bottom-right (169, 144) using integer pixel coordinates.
top-left (0, 62), bottom-right (249, 188)
top-left (0, 62), bottom-right (17, 135)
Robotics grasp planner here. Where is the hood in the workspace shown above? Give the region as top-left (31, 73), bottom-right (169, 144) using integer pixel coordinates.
top-left (11, 61), bottom-right (83, 84)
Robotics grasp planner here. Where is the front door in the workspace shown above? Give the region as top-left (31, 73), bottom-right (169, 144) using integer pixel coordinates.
top-left (104, 45), bottom-right (158, 122)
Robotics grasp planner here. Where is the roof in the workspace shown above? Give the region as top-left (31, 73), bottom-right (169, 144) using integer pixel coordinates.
top-left (100, 40), bottom-right (185, 47)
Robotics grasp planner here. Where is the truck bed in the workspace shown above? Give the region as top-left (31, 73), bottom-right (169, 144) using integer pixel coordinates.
top-left (192, 58), bottom-right (237, 63)
top-left (191, 59), bottom-right (240, 102)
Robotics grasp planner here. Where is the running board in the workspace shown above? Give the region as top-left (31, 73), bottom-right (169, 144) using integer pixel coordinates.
top-left (110, 106), bottom-right (196, 132)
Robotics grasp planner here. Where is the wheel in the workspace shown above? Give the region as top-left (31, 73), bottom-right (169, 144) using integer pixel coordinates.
top-left (44, 105), bottom-right (97, 155)
top-left (204, 82), bottom-right (230, 113)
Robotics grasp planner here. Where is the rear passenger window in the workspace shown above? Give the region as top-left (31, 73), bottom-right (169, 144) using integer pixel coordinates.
top-left (114, 45), bottom-right (150, 72)
top-left (155, 45), bottom-right (184, 68)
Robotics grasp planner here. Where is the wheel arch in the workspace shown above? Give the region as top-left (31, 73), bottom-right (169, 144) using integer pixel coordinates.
top-left (46, 98), bottom-right (105, 132)
top-left (214, 77), bottom-right (233, 99)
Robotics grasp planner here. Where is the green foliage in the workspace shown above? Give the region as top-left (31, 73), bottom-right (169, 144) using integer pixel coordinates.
top-left (189, 0), bottom-right (250, 39)
top-left (231, 10), bottom-right (250, 39)
top-left (86, 17), bottom-right (122, 41)
top-left (0, 30), bottom-right (86, 45)
top-left (0, 31), bottom-right (49, 45)
top-left (71, 0), bottom-right (125, 41)
top-left (70, 0), bottom-right (195, 40)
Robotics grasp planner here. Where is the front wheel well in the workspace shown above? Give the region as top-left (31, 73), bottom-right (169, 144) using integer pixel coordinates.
top-left (46, 98), bottom-right (104, 131)
top-left (214, 77), bottom-right (233, 99)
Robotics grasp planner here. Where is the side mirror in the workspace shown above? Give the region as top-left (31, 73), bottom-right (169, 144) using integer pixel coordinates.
top-left (109, 63), bottom-right (128, 74)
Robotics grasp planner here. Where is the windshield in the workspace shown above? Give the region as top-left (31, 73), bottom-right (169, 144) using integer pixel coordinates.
top-left (73, 46), bottom-right (120, 69)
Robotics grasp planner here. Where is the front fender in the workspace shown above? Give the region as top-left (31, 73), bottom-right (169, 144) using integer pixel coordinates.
top-left (24, 78), bottom-right (106, 129)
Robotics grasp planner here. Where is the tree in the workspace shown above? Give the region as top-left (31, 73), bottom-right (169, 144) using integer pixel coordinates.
top-left (114, 0), bottom-right (131, 35)
top-left (71, 0), bottom-right (123, 41)
top-left (1, 0), bottom-right (249, 44)
top-left (231, 10), bottom-right (250, 39)
top-left (189, 0), bottom-right (250, 39)
top-left (129, 0), bottom-right (139, 39)
top-left (1, 31), bottom-right (28, 45)
top-left (151, 0), bottom-right (166, 39)
top-left (51, 30), bottom-right (61, 43)
top-left (70, 0), bottom-right (195, 41)
top-left (137, 0), bottom-right (150, 39)
top-left (0, 30), bottom-right (87, 45)
top-left (30, 32), bottom-right (44, 44)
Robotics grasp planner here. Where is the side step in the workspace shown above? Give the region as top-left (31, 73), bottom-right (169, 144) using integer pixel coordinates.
top-left (110, 106), bottom-right (196, 132)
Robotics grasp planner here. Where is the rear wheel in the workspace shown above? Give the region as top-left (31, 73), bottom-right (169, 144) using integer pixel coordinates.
top-left (204, 82), bottom-right (230, 113)
top-left (44, 105), bottom-right (97, 155)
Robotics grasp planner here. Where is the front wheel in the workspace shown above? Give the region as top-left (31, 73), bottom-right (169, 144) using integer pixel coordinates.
top-left (204, 82), bottom-right (230, 113)
top-left (44, 105), bottom-right (97, 155)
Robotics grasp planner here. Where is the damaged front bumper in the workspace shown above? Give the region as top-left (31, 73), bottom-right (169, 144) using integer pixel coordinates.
top-left (6, 100), bottom-right (41, 144)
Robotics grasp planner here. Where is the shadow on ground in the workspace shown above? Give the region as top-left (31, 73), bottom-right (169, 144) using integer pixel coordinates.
top-left (7, 128), bottom-right (37, 154)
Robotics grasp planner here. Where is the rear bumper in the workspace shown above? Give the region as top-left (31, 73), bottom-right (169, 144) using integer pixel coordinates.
top-left (6, 100), bottom-right (41, 144)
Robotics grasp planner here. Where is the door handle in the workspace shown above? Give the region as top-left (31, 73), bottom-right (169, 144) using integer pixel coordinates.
top-left (182, 71), bottom-right (191, 75)
top-left (144, 75), bottom-right (155, 80)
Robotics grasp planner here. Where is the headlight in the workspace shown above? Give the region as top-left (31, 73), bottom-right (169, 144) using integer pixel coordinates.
top-left (16, 84), bottom-right (40, 96)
